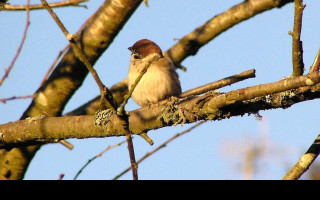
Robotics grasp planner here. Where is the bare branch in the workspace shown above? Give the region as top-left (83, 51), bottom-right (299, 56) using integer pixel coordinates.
top-left (0, 94), bottom-right (34, 104)
top-left (291, 0), bottom-right (305, 76)
top-left (0, 0), bottom-right (30, 87)
top-left (65, 79), bottom-right (129, 116)
top-left (282, 134), bottom-right (320, 180)
top-left (1, 0), bottom-right (88, 11)
top-left (309, 47), bottom-right (320, 73)
top-left (143, 0), bottom-right (149, 8)
top-left (73, 139), bottom-right (127, 180)
top-left (2, 71), bottom-right (320, 149)
top-left (39, 45), bottom-right (70, 88)
top-left (164, 0), bottom-right (294, 66)
top-left (113, 121), bottom-right (206, 180)
top-left (41, 0), bottom-right (117, 110)
top-left (179, 69), bottom-right (256, 98)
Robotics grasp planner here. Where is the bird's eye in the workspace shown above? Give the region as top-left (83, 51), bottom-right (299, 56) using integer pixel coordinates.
top-left (133, 54), bottom-right (141, 59)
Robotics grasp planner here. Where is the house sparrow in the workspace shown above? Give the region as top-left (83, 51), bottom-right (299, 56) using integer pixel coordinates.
top-left (128, 39), bottom-right (182, 107)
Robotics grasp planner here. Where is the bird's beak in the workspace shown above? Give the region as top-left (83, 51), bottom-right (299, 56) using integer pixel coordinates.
top-left (128, 47), bottom-right (133, 52)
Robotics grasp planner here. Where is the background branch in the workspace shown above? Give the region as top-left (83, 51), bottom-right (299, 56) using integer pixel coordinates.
top-left (73, 139), bottom-right (127, 180)
top-left (309, 48), bottom-right (320, 73)
top-left (0, 0), bottom-right (30, 87)
top-left (2, 0), bottom-right (88, 11)
top-left (282, 134), bottom-right (320, 180)
top-left (0, 94), bottom-right (34, 104)
top-left (113, 121), bottom-right (206, 180)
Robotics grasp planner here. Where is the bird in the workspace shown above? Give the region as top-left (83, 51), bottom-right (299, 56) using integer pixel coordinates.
top-left (127, 39), bottom-right (182, 107)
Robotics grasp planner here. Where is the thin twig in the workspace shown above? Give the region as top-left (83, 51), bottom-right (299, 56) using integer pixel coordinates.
top-left (40, 0), bottom-right (117, 110)
top-left (117, 54), bottom-right (160, 115)
top-left (0, 94), bottom-right (34, 104)
top-left (154, 68), bottom-right (256, 107)
top-left (0, 0), bottom-right (31, 87)
top-left (282, 134), bottom-right (320, 180)
top-left (40, 44), bottom-right (70, 87)
top-left (291, 0), bottom-right (305, 76)
top-left (58, 173), bottom-right (65, 180)
top-left (143, 0), bottom-right (149, 8)
top-left (58, 140), bottom-right (73, 150)
top-left (112, 121), bottom-right (206, 180)
top-left (179, 69), bottom-right (256, 98)
top-left (73, 139), bottom-right (127, 180)
top-left (2, 0), bottom-right (88, 11)
top-left (309, 47), bottom-right (320, 73)
top-left (124, 133), bottom-right (138, 179)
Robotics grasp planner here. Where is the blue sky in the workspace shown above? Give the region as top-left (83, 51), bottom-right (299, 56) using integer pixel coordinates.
top-left (0, 0), bottom-right (320, 180)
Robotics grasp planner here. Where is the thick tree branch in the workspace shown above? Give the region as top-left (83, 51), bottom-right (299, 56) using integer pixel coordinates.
top-left (164, 0), bottom-right (294, 66)
top-left (1, 71), bottom-right (320, 149)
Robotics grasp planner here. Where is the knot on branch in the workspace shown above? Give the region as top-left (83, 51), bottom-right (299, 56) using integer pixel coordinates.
top-left (184, 39), bottom-right (201, 56)
top-left (274, 0), bottom-right (293, 8)
top-left (158, 97), bottom-right (187, 126)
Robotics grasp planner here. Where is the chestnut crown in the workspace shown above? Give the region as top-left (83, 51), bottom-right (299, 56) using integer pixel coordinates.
top-left (128, 39), bottom-right (163, 58)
